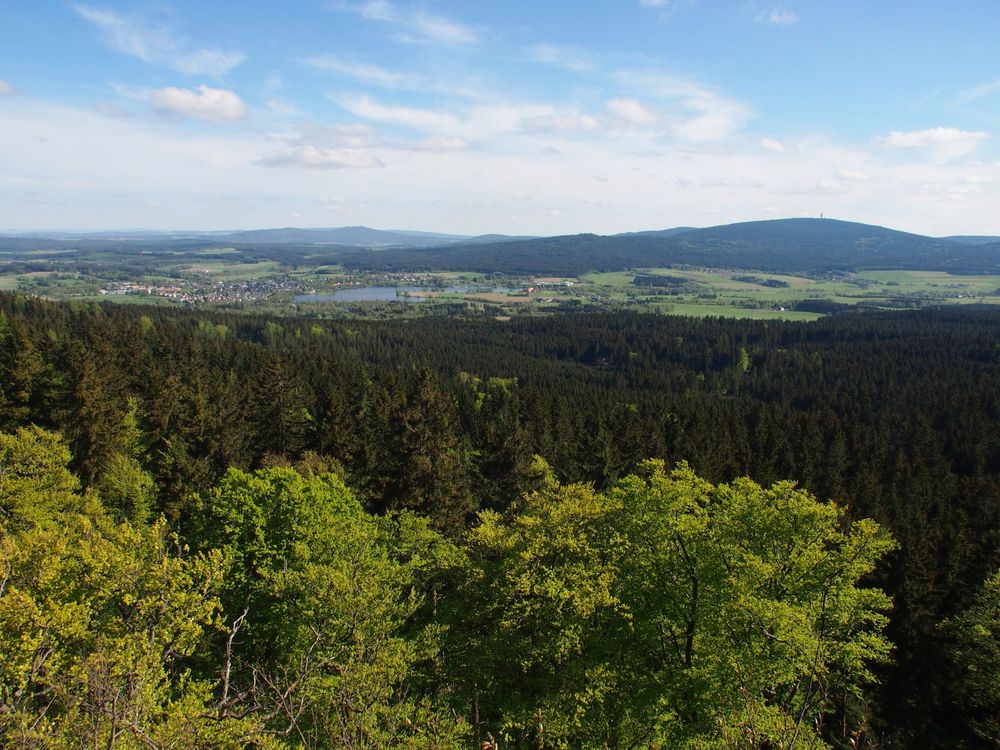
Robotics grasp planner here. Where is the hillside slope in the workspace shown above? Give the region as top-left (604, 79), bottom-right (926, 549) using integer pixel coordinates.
top-left (342, 218), bottom-right (1000, 275)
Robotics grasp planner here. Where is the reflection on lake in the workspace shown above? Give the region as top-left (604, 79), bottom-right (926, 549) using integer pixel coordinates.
top-left (294, 286), bottom-right (511, 303)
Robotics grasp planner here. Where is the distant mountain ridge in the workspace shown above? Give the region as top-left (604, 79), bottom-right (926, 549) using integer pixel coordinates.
top-left (615, 227), bottom-right (697, 238)
top-left (0, 226), bottom-right (536, 249)
top-left (942, 235), bottom-right (1000, 246)
top-left (340, 218), bottom-right (1000, 276)
top-left (4, 219), bottom-right (1000, 276)
top-left (220, 226), bottom-right (467, 246)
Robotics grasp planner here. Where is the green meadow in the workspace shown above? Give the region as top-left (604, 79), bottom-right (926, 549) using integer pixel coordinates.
top-left (581, 268), bottom-right (1000, 319)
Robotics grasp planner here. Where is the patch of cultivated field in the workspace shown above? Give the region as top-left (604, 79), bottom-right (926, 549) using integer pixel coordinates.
top-left (581, 267), bottom-right (1000, 316)
top-left (661, 302), bottom-right (823, 320)
top-left (582, 271), bottom-right (636, 287)
top-left (860, 270), bottom-right (1000, 296)
top-left (464, 292), bottom-right (534, 304)
top-left (179, 260), bottom-right (281, 278)
top-left (194, 247), bottom-right (240, 255)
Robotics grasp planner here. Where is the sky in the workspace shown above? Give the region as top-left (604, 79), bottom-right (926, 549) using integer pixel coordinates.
top-left (1, 1), bottom-right (999, 235)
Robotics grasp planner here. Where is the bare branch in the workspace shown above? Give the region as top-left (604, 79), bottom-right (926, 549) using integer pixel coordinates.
top-left (219, 608), bottom-right (249, 717)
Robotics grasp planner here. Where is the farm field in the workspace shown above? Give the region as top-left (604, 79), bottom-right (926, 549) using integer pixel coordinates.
top-left (4, 242), bottom-right (1000, 320)
top-left (583, 267), bottom-right (1000, 314)
top-left (659, 302), bottom-right (823, 320)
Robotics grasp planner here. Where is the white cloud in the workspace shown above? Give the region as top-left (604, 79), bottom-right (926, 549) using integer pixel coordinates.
top-left (339, 94), bottom-right (460, 131)
top-left (303, 55), bottom-right (418, 88)
top-left (0, 79), bottom-right (15, 96)
top-left (347, 97), bottom-right (574, 140)
top-left (255, 122), bottom-right (385, 169)
top-left (259, 121), bottom-right (468, 165)
top-left (256, 145), bottom-right (384, 169)
top-left (303, 55), bottom-right (480, 99)
top-left (756, 9), bottom-right (798, 25)
top-left (357, 0), bottom-right (396, 21)
top-left (638, 0), bottom-right (696, 16)
top-left (473, 104), bottom-right (567, 136)
top-left (0, 99), bottom-right (274, 227)
top-left (412, 136), bottom-right (470, 152)
top-left (613, 71), bottom-right (750, 142)
top-left (881, 127), bottom-right (990, 161)
top-left (289, 123), bottom-right (383, 149)
top-left (338, 84), bottom-right (738, 148)
top-left (606, 98), bottom-right (659, 127)
top-left (837, 168), bottom-right (872, 182)
top-left (6, 91), bottom-right (1000, 237)
top-left (956, 78), bottom-right (1000, 105)
top-left (265, 99), bottom-right (301, 118)
top-left (343, 1), bottom-right (478, 45)
top-left (685, 100), bottom-right (746, 141)
top-left (409, 11), bottom-right (477, 44)
top-left (677, 100), bottom-right (747, 142)
top-left (73, 4), bottom-right (244, 77)
top-left (150, 85), bottom-right (248, 122)
top-left (760, 137), bottom-right (786, 152)
top-left (109, 82), bottom-right (151, 102)
top-left (173, 49), bottom-right (246, 77)
top-left (93, 102), bottom-right (134, 119)
top-left (524, 112), bottom-right (602, 132)
top-left (527, 44), bottom-right (594, 73)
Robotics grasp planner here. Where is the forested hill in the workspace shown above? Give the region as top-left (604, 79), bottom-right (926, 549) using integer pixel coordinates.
top-left (220, 226), bottom-right (467, 246)
top-left (0, 227), bottom-right (534, 254)
top-left (667, 218), bottom-right (971, 270)
top-left (343, 218), bottom-right (1000, 275)
top-left (943, 234), bottom-right (1000, 245)
top-left (6, 219), bottom-right (1000, 277)
top-left (2, 293), bottom-right (1000, 744)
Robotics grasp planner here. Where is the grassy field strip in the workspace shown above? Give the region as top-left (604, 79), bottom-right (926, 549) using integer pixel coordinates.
top-left (661, 302), bottom-right (823, 320)
top-left (177, 260), bottom-right (281, 278)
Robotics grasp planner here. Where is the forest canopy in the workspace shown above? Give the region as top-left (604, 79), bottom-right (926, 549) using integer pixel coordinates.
top-left (1, 427), bottom-right (893, 749)
top-left (1, 293), bottom-right (1000, 746)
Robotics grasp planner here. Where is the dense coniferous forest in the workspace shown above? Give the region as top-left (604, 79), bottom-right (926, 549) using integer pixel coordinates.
top-left (2, 292), bottom-right (1000, 748)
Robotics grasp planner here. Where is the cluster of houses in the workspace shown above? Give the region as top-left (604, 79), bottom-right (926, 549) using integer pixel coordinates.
top-left (99, 277), bottom-right (302, 304)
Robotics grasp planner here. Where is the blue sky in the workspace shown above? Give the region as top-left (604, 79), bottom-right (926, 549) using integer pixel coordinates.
top-left (1, 1), bottom-right (999, 234)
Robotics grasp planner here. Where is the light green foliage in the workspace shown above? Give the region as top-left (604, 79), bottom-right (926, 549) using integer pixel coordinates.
top-left (192, 467), bottom-right (467, 749)
top-left (460, 461), bottom-right (894, 749)
top-left (0, 421), bottom-right (893, 750)
top-left (617, 462), bottom-right (895, 748)
top-left (264, 320), bottom-right (283, 339)
top-left (0, 510), bottom-right (273, 749)
top-left (197, 319), bottom-right (229, 338)
top-left (738, 347), bottom-right (751, 373)
top-left (941, 571), bottom-right (1000, 745)
top-left (465, 482), bottom-right (629, 746)
top-left (0, 425), bottom-right (83, 531)
top-left (98, 452), bottom-right (156, 523)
